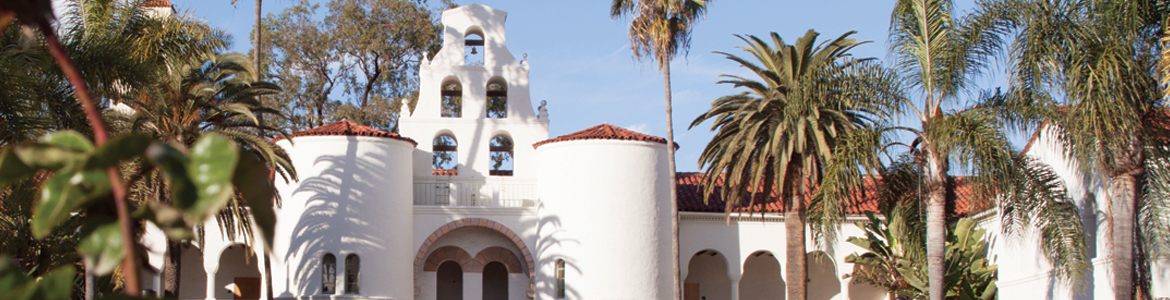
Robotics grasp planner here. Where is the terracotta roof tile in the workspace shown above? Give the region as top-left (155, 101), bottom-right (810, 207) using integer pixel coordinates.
top-left (675, 172), bottom-right (984, 216)
top-left (277, 120), bottom-right (418, 146)
top-left (142, 0), bottom-right (173, 7)
top-left (533, 123), bottom-right (675, 149)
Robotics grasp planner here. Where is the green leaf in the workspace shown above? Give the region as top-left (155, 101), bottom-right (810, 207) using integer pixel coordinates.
top-left (185, 133), bottom-right (238, 221)
top-left (133, 203), bottom-right (195, 240)
top-left (77, 217), bottom-right (125, 275)
top-left (233, 152), bottom-right (276, 250)
top-left (0, 258), bottom-right (74, 300)
top-left (12, 144), bottom-right (86, 171)
top-left (31, 169), bottom-right (112, 238)
top-left (84, 134), bottom-right (153, 170)
top-left (0, 255), bottom-right (32, 299)
top-left (0, 149), bottom-right (35, 187)
top-left (28, 266), bottom-right (74, 300)
top-left (39, 131), bottom-right (93, 153)
top-left (145, 142), bottom-right (197, 211)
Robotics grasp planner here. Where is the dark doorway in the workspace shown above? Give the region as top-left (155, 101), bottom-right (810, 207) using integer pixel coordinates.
top-left (482, 262), bottom-right (508, 300)
top-left (437, 261), bottom-right (463, 300)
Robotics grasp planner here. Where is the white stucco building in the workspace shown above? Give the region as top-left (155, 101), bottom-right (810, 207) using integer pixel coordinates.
top-left (135, 4), bottom-right (1169, 300)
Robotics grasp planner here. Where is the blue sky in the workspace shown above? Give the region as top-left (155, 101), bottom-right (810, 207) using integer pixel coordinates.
top-left (167, 0), bottom-right (1005, 172)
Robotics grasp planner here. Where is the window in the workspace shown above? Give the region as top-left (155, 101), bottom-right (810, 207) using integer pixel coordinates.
top-left (441, 79), bottom-right (462, 118)
top-left (433, 134), bottom-right (458, 171)
top-left (486, 78), bottom-right (507, 118)
top-left (345, 254), bottom-right (360, 294)
top-left (464, 29), bottom-right (484, 66)
top-left (555, 259), bottom-right (565, 298)
top-left (321, 254), bottom-right (336, 294)
top-left (489, 135), bottom-right (513, 176)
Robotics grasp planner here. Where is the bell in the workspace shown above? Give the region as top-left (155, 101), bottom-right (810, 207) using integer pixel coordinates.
top-left (471, 47), bottom-right (478, 55)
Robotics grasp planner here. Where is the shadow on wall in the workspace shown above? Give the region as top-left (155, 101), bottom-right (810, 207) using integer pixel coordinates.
top-left (807, 251), bottom-right (840, 300)
top-left (740, 250), bottom-right (784, 300)
top-left (215, 244), bottom-right (261, 299)
top-left (685, 249), bottom-right (731, 300)
top-left (178, 245), bottom-right (207, 300)
top-left (846, 277), bottom-right (886, 300)
top-left (534, 204), bottom-right (582, 300)
top-left (284, 137), bottom-right (392, 296)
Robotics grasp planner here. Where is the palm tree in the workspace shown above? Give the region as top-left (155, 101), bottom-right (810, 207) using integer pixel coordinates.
top-left (610, 1), bottom-right (709, 298)
top-left (690, 30), bottom-right (902, 300)
top-left (989, 0), bottom-right (1170, 297)
top-left (111, 52), bottom-right (297, 298)
top-left (888, 1), bottom-right (1090, 298)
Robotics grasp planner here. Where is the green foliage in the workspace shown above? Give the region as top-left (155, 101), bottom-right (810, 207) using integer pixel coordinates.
top-left (845, 216), bottom-right (998, 300)
top-left (0, 130), bottom-right (278, 297)
top-left (262, 0), bottom-right (443, 132)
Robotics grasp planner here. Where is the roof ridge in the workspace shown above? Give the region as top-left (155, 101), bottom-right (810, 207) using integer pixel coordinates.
top-left (532, 123), bottom-right (670, 149)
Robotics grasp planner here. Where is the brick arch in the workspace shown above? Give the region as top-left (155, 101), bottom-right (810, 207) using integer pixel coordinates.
top-left (414, 218), bottom-right (534, 299)
top-left (422, 246), bottom-right (475, 272)
top-left (472, 246), bottom-right (523, 274)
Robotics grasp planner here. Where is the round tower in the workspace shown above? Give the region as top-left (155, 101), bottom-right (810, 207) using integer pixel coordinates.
top-left (271, 120), bottom-right (417, 299)
top-left (534, 124), bottom-right (674, 299)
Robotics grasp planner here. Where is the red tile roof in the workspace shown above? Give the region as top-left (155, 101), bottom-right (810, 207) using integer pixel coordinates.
top-left (532, 123), bottom-right (675, 149)
top-left (142, 0), bottom-right (173, 8)
top-left (278, 120), bottom-right (418, 146)
top-left (675, 172), bottom-right (984, 216)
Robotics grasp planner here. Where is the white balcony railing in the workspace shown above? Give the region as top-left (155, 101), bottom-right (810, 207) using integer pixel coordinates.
top-left (413, 182), bottom-right (537, 207)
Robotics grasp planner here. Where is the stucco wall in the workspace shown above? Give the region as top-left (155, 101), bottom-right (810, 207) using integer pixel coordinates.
top-left (678, 213), bottom-right (887, 300)
top-left (535, 139), bottom-right (673, 300)
top-left (272, 135), bottom-right (415, 299)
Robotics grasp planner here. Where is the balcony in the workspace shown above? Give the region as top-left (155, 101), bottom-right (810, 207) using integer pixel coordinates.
top-left (413, 182), bottom-right (537, 207)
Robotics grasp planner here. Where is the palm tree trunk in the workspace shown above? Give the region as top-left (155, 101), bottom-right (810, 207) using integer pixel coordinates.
top-left (925, 148), bottom-right (946, 300)
top-left (663, 61), bottom-right (681, 300)
top-left (163, 240), bottom-right (181, 298)
top-left (254, 0), bottom-right (266, 137)
top-left (1109, 168), bottom-right (1141, 300)
top-left (785, 165), bottom-right (807, 300)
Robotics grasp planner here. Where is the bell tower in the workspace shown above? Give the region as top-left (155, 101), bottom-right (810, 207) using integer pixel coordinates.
top-left (399, 4), bottom-right (549, 181)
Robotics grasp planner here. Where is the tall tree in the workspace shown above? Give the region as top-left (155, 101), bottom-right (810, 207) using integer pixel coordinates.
top-left (609, 1), bottom-right (709, 298)
top-left (691, 30), bottom-right (902, 300)
top-left (262, 0), bottom-right (441, 132)
top-left (110, 52), bottom-right (297, 298)
top-left (989, 0), bottom-right (1170, 297)
top-left (888, 1), bottom-right (1090, 299)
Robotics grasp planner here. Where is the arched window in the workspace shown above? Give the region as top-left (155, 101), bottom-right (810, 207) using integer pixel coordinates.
top-left (433, 134), bottom-right (458, 171)
top-left (344, 254), bottom-right (360, 294)
top-left (441, 79), bottom-right (462, 118)
top-left (486, 78), bottom-right (507, 118)
top-left (489, 135), bottom-right (513, 176)
top-left (464, 29), bottom-right (484, 66)
top-left (321, 254), bottom-right (336, 294)
top-left (555, 259), bottom-right (566, 299)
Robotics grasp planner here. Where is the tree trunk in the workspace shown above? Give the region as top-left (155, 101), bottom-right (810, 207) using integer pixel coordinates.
top-left (925, 147), bottom-right (947, 300)
top-left (254, 0), bottom-right (265, 137)
top-left (163, 240), bottom-right (182, 298)
top-left (785, 164), bottom-right (807, 300)
top-left (1109, 167), bottom-right (1142, 300)
top-left (663, 61), bottom-right (681, 300)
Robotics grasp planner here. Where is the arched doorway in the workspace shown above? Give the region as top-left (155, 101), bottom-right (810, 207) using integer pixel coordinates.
top-left (740, 250), bottom-right (784, 300)
top-left (214, 245), bottom-right (261, 300)
top-left (808, 252), bottom-right (841, 300)
top-left (437, 261), bottom-right (463, 300)
top-left (483, 262), bottom-right (508, 300)
top-left (684, 249), bottom-right (731, 300)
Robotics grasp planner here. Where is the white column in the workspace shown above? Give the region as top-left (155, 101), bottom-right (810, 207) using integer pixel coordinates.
top-left (728, 273), bottom-right (741, 300)
top-left (204, 255), bottom-right (217, 300)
